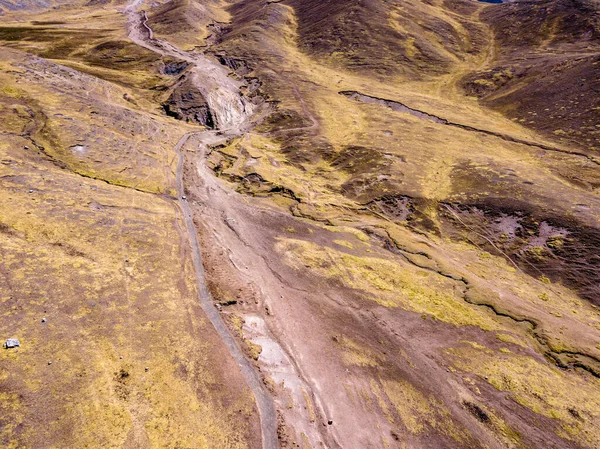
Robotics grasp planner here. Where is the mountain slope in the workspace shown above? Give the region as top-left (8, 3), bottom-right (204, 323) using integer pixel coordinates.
top-left (0, 0), bottom-right (599, 448)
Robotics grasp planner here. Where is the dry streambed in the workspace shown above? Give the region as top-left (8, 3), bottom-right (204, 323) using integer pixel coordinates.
top-left (124, 2), bottom-right (279, 448)
top-left (126, 1), bottom-right (600, 448)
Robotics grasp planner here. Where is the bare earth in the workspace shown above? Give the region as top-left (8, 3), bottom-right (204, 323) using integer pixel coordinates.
top-left (0, 0), bottom-right (599, 448)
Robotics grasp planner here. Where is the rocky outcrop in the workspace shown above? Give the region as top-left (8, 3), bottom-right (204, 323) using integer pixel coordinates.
top-left (163, 76), bottom-right (215, 127)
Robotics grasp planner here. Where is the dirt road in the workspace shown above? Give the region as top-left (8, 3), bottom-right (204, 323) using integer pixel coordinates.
top-left (124, 2), bottom-right (278, 448)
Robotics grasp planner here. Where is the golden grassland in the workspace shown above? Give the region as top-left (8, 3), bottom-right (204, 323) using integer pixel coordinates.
top-left (446, 343), bottom-right (600, 447)
top-left (1, 0), bottom-right (599, 447)
top-left (276, 238), bottom-right (503, 330)
top-left (0, 143), bottom-right (257, 448)
top-left (0, 6), bottom-right (258, 447)
top-left (146, 0), bottom-right (231, 51)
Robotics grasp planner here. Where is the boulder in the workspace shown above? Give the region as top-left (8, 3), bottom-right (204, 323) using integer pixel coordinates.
top-left (4, 338), bottom-right (20, 348)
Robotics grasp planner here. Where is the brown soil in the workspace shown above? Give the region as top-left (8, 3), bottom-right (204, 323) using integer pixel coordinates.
top-left (1, 0), bottom-right (600, 448)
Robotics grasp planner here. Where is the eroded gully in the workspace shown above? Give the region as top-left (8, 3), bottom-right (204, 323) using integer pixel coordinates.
top-left (124, 2), bottom-right (278, 448)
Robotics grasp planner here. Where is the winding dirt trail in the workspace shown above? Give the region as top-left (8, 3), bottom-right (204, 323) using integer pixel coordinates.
top-left (123, 2), bottom-right (278, 448)
top-left (125, 0), bottom-right (252, 130)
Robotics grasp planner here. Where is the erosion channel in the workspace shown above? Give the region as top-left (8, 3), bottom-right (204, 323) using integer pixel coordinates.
top-left (124, 2), bottom-right (278, 448)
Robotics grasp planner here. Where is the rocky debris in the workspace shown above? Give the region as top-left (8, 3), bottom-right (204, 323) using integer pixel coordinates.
top-left (368, 195), bottom-right (414, 222)
top-left (41, 317), bottom-right (46, 323)
top-left (161, 60), bottom-right (188, 76)
top-left (122, 93), bottom-right (137, 105)
top-left (216, 55), bottom-right (250, 75)
top-left (463, 401), bottom-right (491, 423)
top-left (4, 338), bottom-right (20, 348)
top-left (341, 90), bottom-right (447, 124)
top-left (241, 77), bottom-right (262, 98)
top-left (162, 76), bottom-right (215, 128)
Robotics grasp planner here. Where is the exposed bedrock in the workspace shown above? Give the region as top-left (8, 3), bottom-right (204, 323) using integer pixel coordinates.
top-left (163, 75), bottom-right (215, 127)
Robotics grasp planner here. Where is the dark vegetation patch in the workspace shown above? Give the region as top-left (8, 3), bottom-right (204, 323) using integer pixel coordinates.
top-left (447, 161), bottom-right (523, 200)
top-left (83, 40), bottom-right (159, 70)
top-left (276, 137), bottom-right (334, 170)
top-left (31, 21), bottom-right (66, 25)
top-left (0, 26), bottom-right (77, 42)
top-left (51, 241), bottom-right (86, 258)
top-left (339, 175), bottom-right (401, 203)
top-left (257, 109), bottom-right (313, 133)
top-left (463, 0), bottom-right (600, 151)
top-left (440, 200), bottom-right (600, 304)
top-left (462, 66), bottom-right (518, 97)
top-left (320, 145), bottom-right (410, 202)
top-left (326, 145), bottom-right (388, 175)
top-left (285, 0), bottom-right (482, 78)
top-left (462, 401), bottom-right (491, 423)
top-left (0, 222), bottom-right (15, 235)
top-left (0, 27), bottom-right (111, 62)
